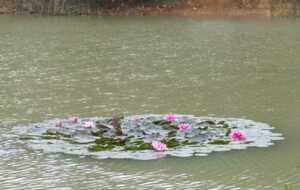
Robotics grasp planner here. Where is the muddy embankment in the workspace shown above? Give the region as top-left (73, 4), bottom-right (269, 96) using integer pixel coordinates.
top-left (0, 0), bottom-right (299, 17)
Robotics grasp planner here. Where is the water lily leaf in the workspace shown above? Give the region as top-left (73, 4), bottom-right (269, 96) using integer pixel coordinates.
top-left (14, 114), bottom-right (283, 160)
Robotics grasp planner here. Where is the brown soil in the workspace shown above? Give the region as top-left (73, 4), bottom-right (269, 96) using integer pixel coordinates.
top-left (0, 0), bottom-right (299, 17)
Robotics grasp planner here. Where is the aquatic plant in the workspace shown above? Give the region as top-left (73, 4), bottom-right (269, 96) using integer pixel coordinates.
top-left (15, 114), bottom-right (284, 160)
top-left (177, 123), bottom-right (192, 132)
top-left (166, 113), bottom-right (177, 122)
top-left (230, 130), bottom-right (246, 141)
top-left (69, 116), bottom-right (80, 124)
top-left (83, 121), bottom-right (94, 128)
top-left (152, 141), bottom-right (168, 152)
top-left (55, 121), bottom-right (63, 128)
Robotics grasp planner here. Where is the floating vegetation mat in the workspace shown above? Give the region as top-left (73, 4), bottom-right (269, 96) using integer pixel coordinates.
top-left (14, 114), bottom-right (284, 160)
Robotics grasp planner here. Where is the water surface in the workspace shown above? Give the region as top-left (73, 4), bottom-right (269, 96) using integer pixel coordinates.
top-left (0, 16), bottom-right (300, 189)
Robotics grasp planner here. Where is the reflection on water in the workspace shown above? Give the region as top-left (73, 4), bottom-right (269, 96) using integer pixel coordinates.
top-left (0, 16), bottom-right (300, 189)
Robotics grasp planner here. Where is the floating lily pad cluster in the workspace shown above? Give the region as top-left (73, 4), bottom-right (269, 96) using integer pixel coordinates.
top-left (15, 114), bottom-right (284, 160)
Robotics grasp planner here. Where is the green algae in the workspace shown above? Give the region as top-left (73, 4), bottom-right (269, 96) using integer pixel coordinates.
top-left (19, 135), bottom-right (35, 140)
top-left (163, 138), bottom-right (180, 148)
top-left (95, 137), bottom-right (126, 146)
top-left (64, 139), bottom-right (93, 144)
top-left (44, 130), bottom-right (72, 138)
top-left (125, 142), bottom-right (152, 151)
top-left (153, 120), bottom-right (171, 126)
top-left (41, 135), bottom-right (60, 140)
top-left (91, 130), bottom-right (105, 137)
top-left (88, 144), bottom-right (115, 152)
top-left (223, 123), bottom-right (230, 128)
top-left (123, 140), bottom-right (152, 151)
top-left (209, 139), bottom-right (230, 145)
top-left (44, 130), bottom-right (57, 136)
top-left (167, 130), bottom-right (177, 137)
top-left (225, 128), bottom-right (231, 136)
top-left (181, 140), bottom-right (198, 145)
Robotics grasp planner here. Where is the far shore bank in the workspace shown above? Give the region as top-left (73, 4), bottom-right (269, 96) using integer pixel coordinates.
top-left (0, 0), bottom-right (299, 17)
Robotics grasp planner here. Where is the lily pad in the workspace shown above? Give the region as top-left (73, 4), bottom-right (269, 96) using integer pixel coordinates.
top-left (13, 114), bottom-right (284, 160)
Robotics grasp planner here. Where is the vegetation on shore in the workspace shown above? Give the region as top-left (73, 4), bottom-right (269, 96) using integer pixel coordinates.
top-left (0, 0), bottom-right (300, 16)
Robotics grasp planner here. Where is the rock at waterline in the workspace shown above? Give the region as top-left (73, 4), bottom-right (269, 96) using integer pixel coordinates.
top-left (14, 114), bottom-right (284, 160)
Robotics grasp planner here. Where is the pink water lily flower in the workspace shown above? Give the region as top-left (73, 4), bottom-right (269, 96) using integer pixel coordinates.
top-left (166, 113), bottom-right (177, 122)
top-left (69, 116), bottom-right (80, 124)
top-left (178, 123), bottom-right (192, 132)
top-left (83, 121), bottom-right (94, 129)
top-left (55, 121), bottom-right (64, 128)
top-left (152, 141), bottom-right (168, 152)
top-left (230, 130), bottom-right (246, 141)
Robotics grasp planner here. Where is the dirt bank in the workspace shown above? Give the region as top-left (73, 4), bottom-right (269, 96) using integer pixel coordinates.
top-left (0, 0), bottom-right (299, 17)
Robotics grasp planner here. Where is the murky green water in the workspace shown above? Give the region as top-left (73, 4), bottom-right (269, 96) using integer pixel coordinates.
top-left (0, 16), bottom-right (300, 189)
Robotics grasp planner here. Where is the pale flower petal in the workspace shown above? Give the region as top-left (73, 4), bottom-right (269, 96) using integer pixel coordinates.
top-left (178, 123), bottom-right (192, 132)
top-left (69, 116), bottom-right (80, 124)
top-left (230, 130), bottom-right (246, 141)
top-left (55, 121), bottom-right (63, 128)
top-left (83, 121), bottom-right (94, 128)
top-left (152, 141), bottom-right (168, 152)
top-left (166, 114), bottom-right (177, 122)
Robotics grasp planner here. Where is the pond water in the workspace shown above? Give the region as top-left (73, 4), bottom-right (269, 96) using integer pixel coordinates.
top-left (0, 16), bottom-right (300, 189)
